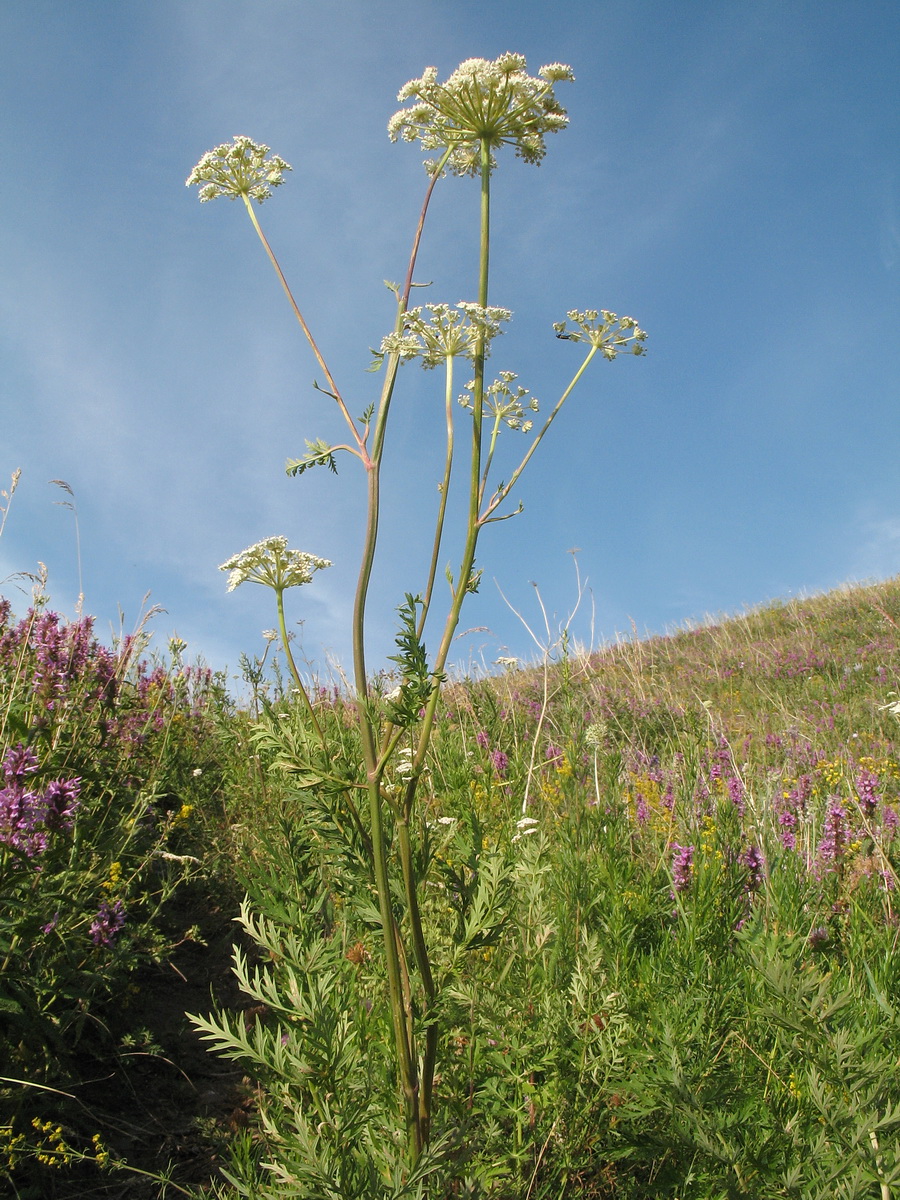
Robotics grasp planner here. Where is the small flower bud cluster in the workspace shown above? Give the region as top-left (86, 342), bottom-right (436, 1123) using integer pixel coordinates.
top-left (186, 136), bottom-right (292, 204)
top-left (459, 371), bottom-right (539, 432)
top-left (388, 53), bottom-right (574, 176)
top-left (219, 536), bottom-right (331, 592)
top-left (380, 302), bottom-right (512, 367)
top-left (553, 310), bottom-right (648, 359)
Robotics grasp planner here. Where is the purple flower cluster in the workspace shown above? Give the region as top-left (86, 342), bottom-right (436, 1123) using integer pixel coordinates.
top-left (0, 609), bottom-right (119, 716)
top-left (671, 843), bottom-right (694, 893)
top-left (90, 899), bottom-right (126, 947)
top-left (0, 605), bottom-right (219, 793)
top-left (0, 743), bottom-right (80, 858)
top-left (816, 800), bottom-right (848, 875)
top-left (740, 844), bottom-right (765, 891)
top-left (490, 749), bottom-right (509, 778)
top-left (855, 768), bottom-right (880, 817)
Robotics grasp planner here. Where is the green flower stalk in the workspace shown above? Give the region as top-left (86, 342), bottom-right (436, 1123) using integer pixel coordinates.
top-left (219, 537), bottom-right (330, 740)
top-left (187, 138), bottom-right (360, 450)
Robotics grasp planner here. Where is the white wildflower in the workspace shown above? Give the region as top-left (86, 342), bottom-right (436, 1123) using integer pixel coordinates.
top-left (553, 310), bottom-right (648, 358)
top-left (219, 536), bottom-right (331, 593)
top-left (186, 136), bottom-right (292, 204)
top-left (388, 53), bottom-right (574, 176)
top-left (458, 372), bottom-right (538, 431)
top-left (512, 815), bottom-right (540, 842)
top-left (382, 303), bottom-right (512, 369)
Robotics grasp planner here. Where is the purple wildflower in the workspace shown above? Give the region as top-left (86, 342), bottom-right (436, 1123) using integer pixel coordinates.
top-left (741, 844), bottom-right (765, 891)
top-left (779, 809), bottom-right (797, 851)
top-left (490, 749), bottom-right (509, 778)
top-left (3, 743), bottom-right (39, 781)
top-left (671, 843), bottom-right (694, 893)
top-left (855, 769), bottom-right (880, 817)
top-left (635, 793), bottom-right (650, 825)
top-left (808, 925), bottom-right (830, 950)
top-left (545, 743), bottom-right (563, 765)
top-left (475, 730), bottom-right (490, 750)
top-left (0, 779), bottom-right (46, 857)
top-left (90, 899), bottom-right (126, 947)
top-left (727, 774), bottom-right (746, 816)
top-left (816, 800), bottom-right (847, 875)
top-left (42, 777), bottom-right (81, 830)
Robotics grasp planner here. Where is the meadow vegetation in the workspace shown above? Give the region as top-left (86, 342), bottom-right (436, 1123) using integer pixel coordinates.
top-left (2, 576), bottom-right (900, 1197)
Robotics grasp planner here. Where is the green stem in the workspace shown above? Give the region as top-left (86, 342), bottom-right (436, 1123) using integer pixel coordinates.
top-left (417, 356), bottom-right (456, 638)
top-left (482, 345), bottom-right (598, 521)
top-left (396, 813), bottom-right (437, 1140)
top-left (274, 587), bottom-right (326, 747)
top-left (479, 412), bottom-right (504, 506)
top-left (350, 159), bottom-right (452, 1163)
top-left (241, 196), bottom-right (362, 450)
top-left (395, 136), bottom-right (494, 1151)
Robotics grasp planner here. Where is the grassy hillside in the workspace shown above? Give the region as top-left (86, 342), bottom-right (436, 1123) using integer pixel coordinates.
top-left (3, 578), bottom-right (900, 1197)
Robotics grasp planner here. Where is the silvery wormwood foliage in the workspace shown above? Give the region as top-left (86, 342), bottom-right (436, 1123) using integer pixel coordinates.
top-left (553, 309), bottom-right (648, 359)
top-left (186, 135), bottom-right (292, 204)
top-left (388, 52), bottom-right (575, 175)
top-left (379, 302), bottom-right (513, 366)
top-left (219, 536), bottom-right (331, 592)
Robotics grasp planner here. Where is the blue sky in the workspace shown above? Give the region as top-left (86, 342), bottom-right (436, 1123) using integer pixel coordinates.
top-left (1, 1), bottom-right (898, 684)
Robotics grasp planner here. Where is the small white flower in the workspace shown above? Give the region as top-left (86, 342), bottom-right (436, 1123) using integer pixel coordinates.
top-left (395, 749), bottom-right (416, 780)
top-left (192, 768), bottom-right (203, 777)
top-left (512, 816), bottom-right (540, 843)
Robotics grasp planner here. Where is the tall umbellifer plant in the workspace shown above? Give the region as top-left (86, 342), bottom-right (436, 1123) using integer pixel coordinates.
top-left (187, 54), bottom-right (646, 1189)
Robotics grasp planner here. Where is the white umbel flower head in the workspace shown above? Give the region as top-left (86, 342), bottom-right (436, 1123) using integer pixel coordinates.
top-left (219, 536), bottom-right (331, 592)
top-left (553, 310), bottom-right (648, 359)
top-left (388, 53), bottom-right (574, 176)
top-left (186, 136), bottom-right (292, 204)
top-left (458, 371), bottom-right (537, 431)
top-left (380, 302), bottom-right (512, 368)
